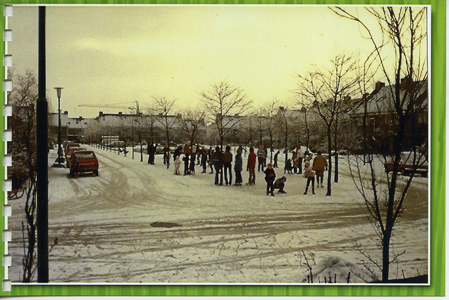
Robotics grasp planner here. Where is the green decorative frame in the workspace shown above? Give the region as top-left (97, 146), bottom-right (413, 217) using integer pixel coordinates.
top-left (0, 0), bottom-right (444, 297)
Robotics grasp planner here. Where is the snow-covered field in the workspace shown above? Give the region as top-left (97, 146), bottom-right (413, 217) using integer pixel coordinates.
top-left (8, 146), bottom-right (428, 284)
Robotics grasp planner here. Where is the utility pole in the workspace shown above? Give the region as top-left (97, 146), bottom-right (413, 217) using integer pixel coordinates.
top-left (36, 6), bottom-right (49, 282)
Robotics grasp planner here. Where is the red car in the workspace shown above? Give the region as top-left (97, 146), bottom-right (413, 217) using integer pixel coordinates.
top-left (384, 151), bottom-right (428, 177)
top-left (69, 150), bottom-right (99, 177)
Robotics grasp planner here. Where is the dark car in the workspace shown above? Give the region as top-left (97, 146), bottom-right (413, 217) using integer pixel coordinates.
top-left (385, 151), bottom-right (428, 177)
top-left (69, 150), bottom-right (99, 177)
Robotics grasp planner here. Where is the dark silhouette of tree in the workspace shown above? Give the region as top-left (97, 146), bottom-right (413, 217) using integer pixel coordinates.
top-left (7, 70), bottom-right (39, 282)
top-left (153, 96), bottom-right (178, 148)
top-left (331, 6), bottom-right (428, 282)
top-left (180, 109), bottom-right (206, 149)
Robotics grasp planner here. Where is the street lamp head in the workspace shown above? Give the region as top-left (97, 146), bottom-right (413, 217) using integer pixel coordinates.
top-left (54, 87), bottom-right (63, 98)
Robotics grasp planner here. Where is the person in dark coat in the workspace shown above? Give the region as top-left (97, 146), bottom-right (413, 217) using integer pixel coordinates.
top-left (264, 163), bottom-right (276, 196)
top-left (234, 149), bottom-right (243, 186)
top-left (183, 153), bottom-right (190, 175)
top-left (147, 143), bottom-right (156, 165)
top-left (222, 145), bottom-right (233, 185)
top-left (174, 146), bottom-right (183, 162)
top-left (213, 146), bottom-right (222, 185)
top-left (208, 147), bottom-right (214, 174)
top-left (189, 150), bottom-right (196, 175)
top-left (200, 146), bottom-right (208, 173)
top-left (163, 143), bottom-right (170, 167)
top-left (273, 150), bottom-right (280, 168)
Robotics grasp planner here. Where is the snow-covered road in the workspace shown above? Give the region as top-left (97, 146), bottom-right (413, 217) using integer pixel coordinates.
top-left (8, 146), bottom-right (428, 284)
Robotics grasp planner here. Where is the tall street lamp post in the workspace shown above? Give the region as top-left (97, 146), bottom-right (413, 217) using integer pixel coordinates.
top-left (52, 87), bottom-right (64, 168)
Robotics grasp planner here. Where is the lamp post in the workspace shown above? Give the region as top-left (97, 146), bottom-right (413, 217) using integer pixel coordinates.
top-left (52, 87), bottom-right (64, 167)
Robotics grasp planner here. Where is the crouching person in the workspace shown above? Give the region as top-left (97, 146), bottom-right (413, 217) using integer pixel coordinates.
top-left (273, 176), bottom-right (287, 194)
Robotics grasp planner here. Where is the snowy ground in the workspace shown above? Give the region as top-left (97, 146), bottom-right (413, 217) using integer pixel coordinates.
top-left (8, 146), bottom-right (428, 284)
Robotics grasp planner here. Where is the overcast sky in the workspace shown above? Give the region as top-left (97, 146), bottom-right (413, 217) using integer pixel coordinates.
top-left (7, 5), bottom-right (423, 118)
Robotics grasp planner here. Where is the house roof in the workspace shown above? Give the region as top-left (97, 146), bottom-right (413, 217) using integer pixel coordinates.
top-left (353, 79), bottom-right (428, 115)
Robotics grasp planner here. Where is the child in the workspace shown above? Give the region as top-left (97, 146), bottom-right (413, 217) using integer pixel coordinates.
top-left (273, 176), bottom-right (287, 193)
top-left (174, 155), bottom-right (181, 175)
top-left (285, 158), bottom-right (292, 174)
top-left (303, 161), bottom-right (315, 195)
top-left (264, 163), bottom-right (276, 196)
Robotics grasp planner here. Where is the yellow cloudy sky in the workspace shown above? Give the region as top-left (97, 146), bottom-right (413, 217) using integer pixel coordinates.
top-left (8, 5), bottom-right (424, 118)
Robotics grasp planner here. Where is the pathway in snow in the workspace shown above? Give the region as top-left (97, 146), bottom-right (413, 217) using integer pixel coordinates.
top-left (8, 146), bottom-right (428, 284)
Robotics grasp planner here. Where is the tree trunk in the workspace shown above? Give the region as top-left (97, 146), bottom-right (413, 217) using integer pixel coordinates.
top-left (334, 119), bottom-right (339, 183)
top-left (220, 137), bottom-right (224, 185)
top-left (326, 126), bottom-right (332, 196)
top-left (382, 228), bottom-right (391, 282)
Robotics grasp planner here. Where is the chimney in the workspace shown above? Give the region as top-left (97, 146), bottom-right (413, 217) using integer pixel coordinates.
top-left (401, 75), bottom-right (411, 85)
top-left (375, 81), bottom-right (385, 91)
top-left (99, 111), bottom-right (103, 116)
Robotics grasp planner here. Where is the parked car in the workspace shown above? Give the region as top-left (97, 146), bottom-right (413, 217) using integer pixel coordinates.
top-left (69, 150), bottom-right (99, 177)
top-left (384, 151), bottom-right (428, 177)
top-left (66, 146), bottom-right (86, 166)
top-left (65, 143), bottom-right (80, 156)
top-left (108, 141), bottom-right (126, 149)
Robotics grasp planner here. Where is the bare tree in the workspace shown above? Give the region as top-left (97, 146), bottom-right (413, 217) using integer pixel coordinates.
top-left (179, 109), bottom-right (206, 148)
top-left (331, 6), bottom-right (428, 282)
top-left (275, 106), bottom-right (293, 171)
top-left (296, 54), bottom-right (359, 195)
top-left (259, 100), bottom-right (279, 163)
top-left (200, 81), bottom-right (252, 184)
top-left (153, 96), bottom-right (178, 146)
top-left (7, 70), bottom-right (39, 282)
top-left (241, 112), bottom-right (257, 147)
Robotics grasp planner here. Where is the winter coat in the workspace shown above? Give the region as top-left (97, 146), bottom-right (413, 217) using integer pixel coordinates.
top-left (213, 150), bottom-right (222, 167)
top-left (313, 154), bottom-right (328, 171)
top-left (304, 165), bottom-right (315, 178)
top-left (208, 150), bottom-right (214, 164)
top-left (184, 145), bottom-right (191, 155)
top-left (257, 148), bottom-right (265, 158)
top-left (247, 152), bottom-right (257, 169)
top-left (223, 151), bottom-right (233, 164)
top-left (234, 154), bottom-right (243, 172)
top-left (264, 168), bottom-right (276, 182)
top-left (201, 149), bottom-right (208, 164)
top-left (173, 147), bottom-right (182, 161)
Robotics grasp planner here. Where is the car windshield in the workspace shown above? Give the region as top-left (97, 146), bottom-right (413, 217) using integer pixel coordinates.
top-left (74, 152), bottom-right (95, 159)
top-left (69, 147), bottom-right (86, 154)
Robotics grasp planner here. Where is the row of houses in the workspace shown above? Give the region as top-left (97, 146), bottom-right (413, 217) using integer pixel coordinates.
top-left (48, 78), bottom-right (428, 153)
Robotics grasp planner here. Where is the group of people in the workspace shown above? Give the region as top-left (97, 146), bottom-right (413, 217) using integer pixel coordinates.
top-left (148, 141), bottom-right (328, 197)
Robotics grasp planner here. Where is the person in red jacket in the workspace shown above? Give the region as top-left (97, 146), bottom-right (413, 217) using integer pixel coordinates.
top-left (246, 147), bottom-right (257, 185)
